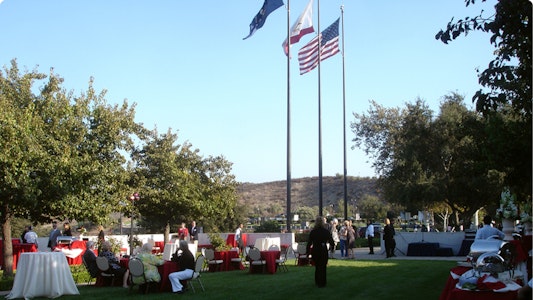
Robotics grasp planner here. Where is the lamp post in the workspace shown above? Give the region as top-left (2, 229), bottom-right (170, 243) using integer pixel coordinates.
top-left (129, 192), bottom-right (139, 255)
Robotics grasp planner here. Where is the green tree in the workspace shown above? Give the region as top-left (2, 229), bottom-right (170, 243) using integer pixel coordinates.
top-left (436, 0), bottom-right (531, 205)
top-left (131, 129), bottom-right (238, 242)
top-left (352, 94), bottom-right (501, 227)
top-left (357, 194), bottom-right (388, 221)
top-left (295, 206), bottom-right (317, 223)
top-left (0, 60), bottom-right (138, 276)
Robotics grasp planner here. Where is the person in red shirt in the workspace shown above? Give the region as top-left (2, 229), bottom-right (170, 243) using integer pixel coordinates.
top-left (178, 222), bottom-right (189, 241)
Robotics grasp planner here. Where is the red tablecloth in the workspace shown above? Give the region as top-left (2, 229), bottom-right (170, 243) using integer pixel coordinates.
top-left (439, 266), bottom-right (518, 300)
top-left (0, 239), bottom-right (36, 270)
top-left (152, 241), bottom-right (164, 254)
top-left (210, 250), bottom-right (242, 272)
top-left (55, 240), bottom-right (86, 265)
top-left (12, 244), bottom-right (38, 270)
top-left (226, 234), bottom-right (247, 248)
top-left (248, 250), bottom-right (280, 274)
top-left (116, 258), bottom-right (178, 292)
top-left (158, 260), bottom-right (179, 292)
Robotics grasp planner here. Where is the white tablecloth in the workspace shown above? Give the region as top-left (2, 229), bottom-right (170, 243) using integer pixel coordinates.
top-left (55, 247), bottom-right (83, 259)
top-left (254, 237), bottom-right (281, 251)
top-left (7, 252), bottom-right (79, 299)
top-left (162, 242), bottom-right (198, 261)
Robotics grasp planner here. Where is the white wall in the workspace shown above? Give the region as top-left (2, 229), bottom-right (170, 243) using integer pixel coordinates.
top-left (379, 231), bottom-right (466, 256)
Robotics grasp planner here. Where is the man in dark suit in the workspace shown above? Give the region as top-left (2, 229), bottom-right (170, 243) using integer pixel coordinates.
top-left (306, 216), bottom-right (335, 288)
top-left (188, 221), bottom-right (198, 242)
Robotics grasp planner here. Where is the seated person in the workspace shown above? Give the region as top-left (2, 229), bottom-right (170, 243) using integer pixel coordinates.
top-left (99, 241), bottom-right (129, 288)
top-left (82, 241), bottom-right (99, 278)
top-left (475, 215), bottom-right (505, 239)
top-left (168, 240), bottom-right (195, 294)
top-left (132, 243), bottom-right (165, 285)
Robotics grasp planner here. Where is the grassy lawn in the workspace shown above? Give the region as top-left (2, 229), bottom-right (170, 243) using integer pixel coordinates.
top-left (4, 258), bottom-right (456, 300)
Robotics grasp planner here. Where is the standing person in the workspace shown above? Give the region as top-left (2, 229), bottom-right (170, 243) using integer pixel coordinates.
top-left (168, 240), bottom-right (195, 294)
top-left (338, 221), bottom-right (347, 258)
top-left (24, 226), bottom-right (38, 247)
top-left (383, 218), bottom-right (396, 258)
top-left (306, 216), bottom-right (335, 288)
top-left (63, 222), bottom-right (72, 236)
top-left (475, 215), bottom-right (505, 239)
top-left (48, 221), bottom-right (61, 249)
top-left (346, 220), bottom-right (356, 259)
top-left (20, 226), bottom-right (29, 243)
top-left (366, 220), bottom-right (375, 255)
top-left (188, 221), bottom-right (198, 243)
top-left (177, 222), bottom-right (189, 241)
top-left (97, 225), bottom-right (105, 244)
top-left (235, 223), bottom-right (244, 253)
top-left (329, 219), bottom-right (339, 258)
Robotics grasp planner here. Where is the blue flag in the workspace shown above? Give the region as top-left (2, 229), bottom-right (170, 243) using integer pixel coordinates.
top-left (243, 0), bottom-right (284, 40)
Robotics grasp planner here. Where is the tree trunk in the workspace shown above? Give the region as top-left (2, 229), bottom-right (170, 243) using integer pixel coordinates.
top-left (163, 222), bottom-right (170, 244)
top-left (1, 202), bottom-right (14, 277)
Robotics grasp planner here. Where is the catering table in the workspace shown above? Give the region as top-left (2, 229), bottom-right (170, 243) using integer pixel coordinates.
top-left (254, 237), bottom-right (281, 251)
top-left (12, 244), bottom-right (38, 271)
top-left (7, 252), bottom-right (79, 299)
top-left (55, 240), bottom-right (87, 265)
top-left (439, 266), bottom-right (520, 300)
top-left (249, 250), bottom-right (280, 274)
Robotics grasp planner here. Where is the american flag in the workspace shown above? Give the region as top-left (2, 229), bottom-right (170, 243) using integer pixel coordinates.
top-left (298, 18), bottom-right (340, 75)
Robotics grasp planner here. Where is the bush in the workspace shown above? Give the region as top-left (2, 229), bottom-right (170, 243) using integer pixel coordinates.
top-left (254, 220), bottom-right (281, 233)
top-left (207, 233), bottom-right (231, 251)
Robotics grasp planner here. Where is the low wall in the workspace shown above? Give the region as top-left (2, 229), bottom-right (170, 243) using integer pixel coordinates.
top-left (379, 231), bottom-right (466, 256)
top-left (18, 232), bottom-right (295, 255)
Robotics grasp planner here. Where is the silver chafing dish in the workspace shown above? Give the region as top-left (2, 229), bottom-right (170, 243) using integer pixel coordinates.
top-left (56, 236), bottom-right (74, 245)
top-left (467, 237), bottom-right (516, 276)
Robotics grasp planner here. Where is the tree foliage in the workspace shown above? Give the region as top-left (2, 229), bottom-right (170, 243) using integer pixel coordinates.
top-left (130, 129), bottom-right (239, 239)
top-left (436, 0), bottom-right (532, 117)
top-left (435, 0), bottom-right (531, 207)
top-left (351, 94), bottom-right (505, 226)
top-left (0, 60), bottom-right (140, 275)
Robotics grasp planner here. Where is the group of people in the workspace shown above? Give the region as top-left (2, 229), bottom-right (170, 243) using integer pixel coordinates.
top-left (335, 219), bottom-right (357, 259)
top-left (177, 221), bottom-right (199, 242)
top-left (324, 218), bottom-right (396, 259)
top-left (19, 220), bottom-right (77, 249)
top-left (306, 216), bottom-right (398, 287)
top-left (83, 236), bottom-right (195, 293)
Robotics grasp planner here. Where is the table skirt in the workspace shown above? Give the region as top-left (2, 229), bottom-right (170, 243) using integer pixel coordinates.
top-left (7, 252), bottom-right (79, 299)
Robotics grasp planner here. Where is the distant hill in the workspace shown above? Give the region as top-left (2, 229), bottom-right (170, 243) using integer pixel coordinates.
top-left (236, 176), bottom-right (379, 209)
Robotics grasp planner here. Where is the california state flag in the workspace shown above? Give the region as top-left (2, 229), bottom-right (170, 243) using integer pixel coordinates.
top-left (282, 0), bottom-right (315, 56)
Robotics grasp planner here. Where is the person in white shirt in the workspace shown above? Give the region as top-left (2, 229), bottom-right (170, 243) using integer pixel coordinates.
top-left (475, 215), bottom-right (505, 239)
top-left (365, 220), bottom-right (375, 254)
top-left (24, 226), bottom-right (38, 247)
top-left (235, 223), bottom-right (244, 253)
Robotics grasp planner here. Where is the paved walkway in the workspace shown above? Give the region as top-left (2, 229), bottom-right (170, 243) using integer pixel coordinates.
top-left (334, 246), bottom-right (465, 261)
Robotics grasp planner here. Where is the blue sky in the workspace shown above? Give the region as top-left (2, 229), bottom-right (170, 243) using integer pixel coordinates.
top-left (0, 0), bottom-right (497, 183)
